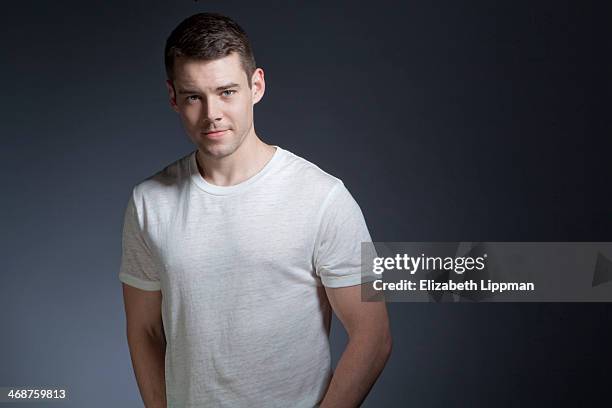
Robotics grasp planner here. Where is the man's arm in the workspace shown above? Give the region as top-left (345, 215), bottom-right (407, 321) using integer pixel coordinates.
top-left (319, 284), bottom-right (392, 408)
top-left (122, 283), bottom-right (167, 408)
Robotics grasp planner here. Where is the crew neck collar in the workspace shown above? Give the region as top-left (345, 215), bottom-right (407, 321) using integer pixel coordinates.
top-left (189, 145), bottom-right (283, 196)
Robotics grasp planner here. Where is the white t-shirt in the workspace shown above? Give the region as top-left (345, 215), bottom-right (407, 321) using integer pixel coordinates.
top-left (119, 145), bottom-right (374, 407)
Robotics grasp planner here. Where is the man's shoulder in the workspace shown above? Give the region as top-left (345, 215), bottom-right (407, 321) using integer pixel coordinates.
top-left (131, 151), bottom-right (193, 202)
top-left (278, 147), bottom-right (343, 192)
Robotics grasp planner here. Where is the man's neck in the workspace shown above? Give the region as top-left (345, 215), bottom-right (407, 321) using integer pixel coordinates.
top-left (195, 134), bottom-right (276, 187)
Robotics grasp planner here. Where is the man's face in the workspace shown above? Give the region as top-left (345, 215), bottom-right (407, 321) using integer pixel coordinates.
top-left (166, 52), bottom-right (264, 159)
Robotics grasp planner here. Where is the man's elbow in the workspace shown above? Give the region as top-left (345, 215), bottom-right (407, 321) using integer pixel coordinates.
top-left (380, 328), bottom-right (393, 361)
top-left (358, 326), bottom-right (392, 363)
top-left (351, 324), bottom-right (393, 358)
top-left (126, 322), bottom-right (166, 345)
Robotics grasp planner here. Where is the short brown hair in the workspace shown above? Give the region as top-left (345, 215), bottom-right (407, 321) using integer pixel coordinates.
top-left (164, 12), bottom-right (257, 88)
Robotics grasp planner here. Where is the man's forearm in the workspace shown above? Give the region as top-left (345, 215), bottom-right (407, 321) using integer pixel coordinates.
top-left (319, 334), bottom-right (392, 408)
top-left (127, 331), bottom-right (167, 408)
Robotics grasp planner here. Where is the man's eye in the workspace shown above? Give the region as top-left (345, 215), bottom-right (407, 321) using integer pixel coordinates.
top-left (222, 90), bottom-right (236, 97)
top-left (187, 95), bottom-right (200, 102)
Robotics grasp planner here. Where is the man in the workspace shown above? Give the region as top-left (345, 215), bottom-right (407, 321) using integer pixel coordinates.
top-left (119, 12), bottom-right (391, 408)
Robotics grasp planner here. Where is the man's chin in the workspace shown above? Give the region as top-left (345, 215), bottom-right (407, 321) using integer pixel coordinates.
top-left (198, 143), bottom-right (237, 159)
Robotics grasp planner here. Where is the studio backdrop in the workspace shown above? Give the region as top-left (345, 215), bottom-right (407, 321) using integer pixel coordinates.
top-left (1, 1), bottom-right (610, 407)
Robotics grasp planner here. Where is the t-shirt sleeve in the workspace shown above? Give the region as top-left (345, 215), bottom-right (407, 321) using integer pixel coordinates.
top-left (313, 181), bottom-right (378, 288)
top-left (118, 190), bottom-right (163, 291)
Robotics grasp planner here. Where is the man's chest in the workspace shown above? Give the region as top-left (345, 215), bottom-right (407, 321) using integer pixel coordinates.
top-left (150, 195), bottom-right (322, 291)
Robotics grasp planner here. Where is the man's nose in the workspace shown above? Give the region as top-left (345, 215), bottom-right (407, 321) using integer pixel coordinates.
top-left (202, 98), bottom-right (223, 122)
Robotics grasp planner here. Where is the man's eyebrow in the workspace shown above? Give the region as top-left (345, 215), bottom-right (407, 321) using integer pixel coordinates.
top-left (215, 83), bottom-right (241, 91)
top-left (176, 83), bottom-right (241, 94)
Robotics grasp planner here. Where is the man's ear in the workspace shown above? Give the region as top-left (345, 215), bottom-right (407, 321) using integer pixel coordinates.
top-left (166, 80), bottom-right (179, 112)
top-left (251, 68), bottom-right (265, 105)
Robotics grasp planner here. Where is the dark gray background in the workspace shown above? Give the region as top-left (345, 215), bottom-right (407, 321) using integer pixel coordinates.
top-left (1, 0), bottom-right (610, 406)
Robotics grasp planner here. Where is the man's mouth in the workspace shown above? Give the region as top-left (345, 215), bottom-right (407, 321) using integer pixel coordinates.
top-left (203, 129), bottom-right (228, 137)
